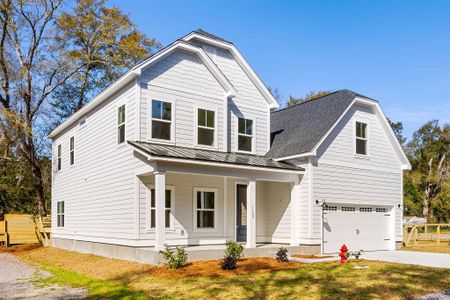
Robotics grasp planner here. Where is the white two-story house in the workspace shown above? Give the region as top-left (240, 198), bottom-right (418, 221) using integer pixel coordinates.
top-left (49, 30), bottom-right (411, 264)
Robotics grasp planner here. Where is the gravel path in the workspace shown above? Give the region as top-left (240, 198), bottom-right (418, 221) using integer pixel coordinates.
top-left (0, 253), bottom-right (87, 299)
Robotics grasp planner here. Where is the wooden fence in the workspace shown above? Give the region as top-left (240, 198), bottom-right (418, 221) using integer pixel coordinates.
top-left (0, 214), bottom-right (51, 247)
top-left (403, 224), bottom-right (450, 247)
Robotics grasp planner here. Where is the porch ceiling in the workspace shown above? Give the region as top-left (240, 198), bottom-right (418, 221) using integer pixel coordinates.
top-left (128, 141), bottom-right (303, 172)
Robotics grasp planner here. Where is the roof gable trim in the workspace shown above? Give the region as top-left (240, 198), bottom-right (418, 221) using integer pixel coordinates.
top-left (183, 32), bottom-right (280, 109)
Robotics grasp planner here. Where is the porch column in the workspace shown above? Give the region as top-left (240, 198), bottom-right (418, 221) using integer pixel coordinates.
top-left (154, 171), bottom-right (166, 251)
top-left (246, 178), bottom-right (256, 248)
top-left (290, 180), bottom-right (301, 246)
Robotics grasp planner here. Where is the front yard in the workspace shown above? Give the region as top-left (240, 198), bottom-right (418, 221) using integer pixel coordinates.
top-left (402, 240), bottom-right (450, 254)
top-left (7, 245), bottom-right (450, 299)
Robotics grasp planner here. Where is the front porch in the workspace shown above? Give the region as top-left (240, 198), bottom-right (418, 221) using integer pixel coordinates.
top-left (131, 143), bottom-right (304, 255)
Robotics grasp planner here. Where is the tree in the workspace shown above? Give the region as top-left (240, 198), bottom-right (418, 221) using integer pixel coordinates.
top-left (52, 0), bottom-right (160, 120)
top-left (286, 90), bottom-right (333, 107)
top-left (0, 0), bottom-right (82, 216)
top-left (387, 118), bottom-right (406, 146)
top-left (406, 120), bottom-right (449, 221)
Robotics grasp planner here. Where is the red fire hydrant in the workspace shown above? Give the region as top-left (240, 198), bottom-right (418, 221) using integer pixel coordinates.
top-left (339, 244), bottom-right (348, 265)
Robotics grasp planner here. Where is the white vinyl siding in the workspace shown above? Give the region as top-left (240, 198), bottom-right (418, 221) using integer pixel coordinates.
top-left (52, 81), bottom-right (139, 242)
top-left (313, 103), bottom-right (403, 242)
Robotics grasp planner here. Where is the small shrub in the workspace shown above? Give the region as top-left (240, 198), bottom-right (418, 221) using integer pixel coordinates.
top-left (220, 255), bottom-right (237, 270)
top-left (225, 240), bottom-right (244, 260)
top-left (275, 247), bottom-right (289, 262)
top-left (160, 245), bottom-right (188, 269)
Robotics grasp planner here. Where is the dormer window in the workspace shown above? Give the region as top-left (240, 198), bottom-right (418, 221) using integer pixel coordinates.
top-left (238, 118), bottom-right (253, 152)
top-left (356, 121), bottom-right (368, 155)
top-left (197, 108), bottom-right (215, 146)
top-left (151, 100), bottom-right (172, 140)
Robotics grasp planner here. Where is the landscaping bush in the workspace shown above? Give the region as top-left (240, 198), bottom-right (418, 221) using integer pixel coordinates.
top-left (220, 255), bottom-right (237, 270)
top-left (275, 247), bottom-right (289, 262)
top-left (225, 240), bottom-right (244, 260)
top-left (160, 245), bottom-right (188, 269)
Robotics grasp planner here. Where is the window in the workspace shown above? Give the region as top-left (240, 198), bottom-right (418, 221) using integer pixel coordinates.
top-left (376, 207), bottom-right (388, 213)
top-left (359, 207), bottom-right (373, 212)
top-left (118, 104), bottom-right (125, 144)
top-left (355, 121), bottom-right (368, 155)
top-left (237, 118), bottom-right (253, 152)
top-left (57, 144), bottom-right (62, 171)
top-left (197, 108), bottom-right (215, 146)
top-left (151, 100), bottom-right (172, 140)
top-left (195, 189), bottom-right (216, 229)
top-left (324, 205), bottom-right (337, 211)
top-left (69, 137), bottom-right (75, 165)
top-left (149, 188), bottom-right (173, 229)
top-left (342, 206), bottom-right (356, 212)
top-left (57, 201), bottom-right (64, 227)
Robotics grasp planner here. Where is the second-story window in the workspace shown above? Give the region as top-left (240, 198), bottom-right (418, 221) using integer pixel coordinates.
top-left (70, 137), bottom-right (75, 165)
top-left (238, 118), bottom-right (253, 152)
top-left (356, 121), bottom-right (368, 155)
top-left (152, 100), bottom-right (172, 140)
top-left (197, 108), bottom-right (215, 146)
top-left (118, 104), bottom-right (126, 144)
top-left (57, 144), bottom-right (62, 171)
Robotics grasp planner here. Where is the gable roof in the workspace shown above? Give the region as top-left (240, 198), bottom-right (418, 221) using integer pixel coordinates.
top-left (267, 90), bottom-right (359, 159)
top-left (128, 141), bottom-right (303, 172)
top-left (183, 30), bottom-right (280, 109)
top-left (48, 39), bottom-right (237, 139)
top-left (267, 89), bottom-right (411, 169)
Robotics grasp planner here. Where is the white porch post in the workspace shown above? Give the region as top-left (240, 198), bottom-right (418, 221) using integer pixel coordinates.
top-left (290, 180), bottom-right (301, 246)
top-left (154, 171), bottom-right (166, 251)
top-left (246, 178), bottom-right (256, 248)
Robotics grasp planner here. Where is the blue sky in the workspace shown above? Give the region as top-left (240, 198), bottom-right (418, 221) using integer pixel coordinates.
top-left (110, 0), bottom-right (450, 139)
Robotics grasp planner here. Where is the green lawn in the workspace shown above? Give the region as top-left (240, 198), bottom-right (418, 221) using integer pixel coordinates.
top-left (12, 246), bottom-right (450, 300)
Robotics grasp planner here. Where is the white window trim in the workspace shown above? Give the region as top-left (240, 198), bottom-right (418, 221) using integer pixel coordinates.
top-left (57, 144), bottom-right (62, 171)
top-left (354, 120), bottom-right (369, 158)
top-left (69, 136), bottom-right (75, 166)
top-left (56, 200), bottom-right (64, 227)
top-left (235, 116), bottom-right (255, 154)
top-left (149, 99), bottom-right (175, 144)
top-left (193, 106), bottom-right (218, 149)
top-left (193, 187), bottom-right (219, 232)
top-left (146, 185), bottom-right (175, 232)
top-left (117, 103), bottom-right (126, 146)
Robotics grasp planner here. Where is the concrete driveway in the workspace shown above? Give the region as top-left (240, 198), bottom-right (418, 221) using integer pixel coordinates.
top-left (363, 251), bottom-right (450, 269)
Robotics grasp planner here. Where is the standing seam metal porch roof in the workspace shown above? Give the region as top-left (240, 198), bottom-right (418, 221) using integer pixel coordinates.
top-left (128, 141), bottom-right (303, 171)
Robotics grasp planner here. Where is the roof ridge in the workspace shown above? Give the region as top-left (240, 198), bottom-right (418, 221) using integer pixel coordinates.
top-left (272, 90), bottom-right (345, 114)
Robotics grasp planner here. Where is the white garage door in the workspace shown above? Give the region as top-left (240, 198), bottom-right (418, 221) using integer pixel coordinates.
top-left (323, 204), bottom-right (392, 254)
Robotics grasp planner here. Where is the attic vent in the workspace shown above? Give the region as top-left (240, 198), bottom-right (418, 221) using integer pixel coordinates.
top-left (202, 44), bottom-right (217, 57)
top-left (78, 117), bottom-right (86, 126)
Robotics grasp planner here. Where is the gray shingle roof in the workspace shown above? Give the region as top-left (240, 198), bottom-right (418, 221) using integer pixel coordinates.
top-left (128, 141), bottom-right (303, 171)
top-left (194, 29), bottom-right (233, 44)
top-left (267, 89), bottom-right (375, 159)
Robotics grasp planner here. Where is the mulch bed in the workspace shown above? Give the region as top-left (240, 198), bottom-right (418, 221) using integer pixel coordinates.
top-left (292, 254), bottom-right (334, 259)
top-left (147, 257), bottom-right (304, 279)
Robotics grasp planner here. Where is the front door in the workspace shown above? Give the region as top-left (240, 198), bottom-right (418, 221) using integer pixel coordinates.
top-left (236, 184), bottom-right (247, 242)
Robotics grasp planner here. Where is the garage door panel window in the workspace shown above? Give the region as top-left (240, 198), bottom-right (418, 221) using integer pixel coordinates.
top-left (342, 206), bottom-right (356, 212)
top-left (376, 208), bottom-right (388, 213)
top-left (359, 207), bottom-right (373, 212)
